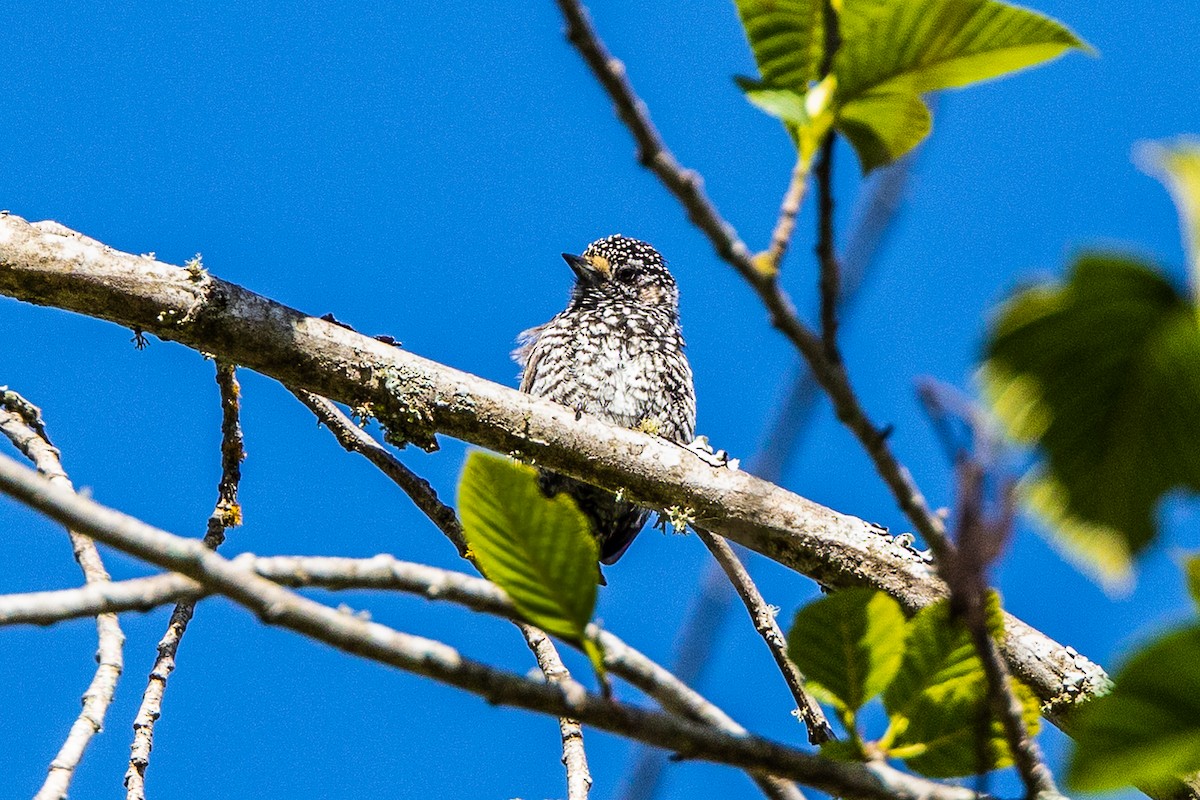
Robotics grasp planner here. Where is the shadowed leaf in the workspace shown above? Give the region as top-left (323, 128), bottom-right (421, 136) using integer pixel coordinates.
top-left (982, 253), bottom-right (1200, 589)
top-left (1187, 554), bottom-right (1200, 612)
top-left (1068, 626), bottom-right (1200, 792)
top-left (837, 88), bottom-right (932, 172)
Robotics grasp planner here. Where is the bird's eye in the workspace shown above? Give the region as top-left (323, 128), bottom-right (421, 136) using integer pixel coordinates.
top-left (612, 265), bottom-right (636, 283)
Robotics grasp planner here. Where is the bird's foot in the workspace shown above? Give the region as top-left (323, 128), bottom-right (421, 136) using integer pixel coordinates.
top-left (682, 435), bottom-right (740, 471)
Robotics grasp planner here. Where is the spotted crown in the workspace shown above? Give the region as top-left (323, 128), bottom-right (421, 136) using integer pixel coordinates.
top-left (574, 234), bottom-right (678, 310)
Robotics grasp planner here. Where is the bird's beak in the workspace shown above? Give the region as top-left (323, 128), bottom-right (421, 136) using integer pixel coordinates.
top-left (562, 252), bottom-right (610, 283)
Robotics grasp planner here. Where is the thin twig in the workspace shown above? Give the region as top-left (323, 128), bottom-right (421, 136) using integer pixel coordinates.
top-left (296, 390), bottom-right (601, 794)
top-left (971, 614), bottom-right (1059, 799)
top-left (0, 550), bottom-right (787, 750)
top-left (0, 389), bottom-right (125, 800)
top-left (815, 0), bottom-right (842, 358)
top-left (520, 624), bottom-right (593, 800)
top-left (762, 154), bottom-right (815, 274)
top-left (695, 528), bottom-right (832, 745)
top-left (917, 383), bottom-right (1058, 798)
top-left (0, 553), bottom-right (771, 744)
top-left (0, 551), bottom-right (801, 800)
top-left (814, 132), bottom-right (840, 359)
top-left (623, 141), bottom-right (922, 800)
top-left (125, 362), bottom-right (244, 800)
top-left (552, 0), bottom-right (757, 271)
top-left (550, 0), bottom-right (952, 564)
top-left (295, 390), bottom-right (467, 554)
top-left (0, 454), bottom-right (981, 800)
top-left (956, 470), bottom-right (1057, 797)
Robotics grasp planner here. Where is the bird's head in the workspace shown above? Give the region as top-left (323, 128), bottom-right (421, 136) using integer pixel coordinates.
top-left (563, 235), bottom-right (679, 312)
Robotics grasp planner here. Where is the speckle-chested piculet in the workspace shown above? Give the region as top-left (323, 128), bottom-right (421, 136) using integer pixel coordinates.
top-left (514, 234), bottom-right (696, 564)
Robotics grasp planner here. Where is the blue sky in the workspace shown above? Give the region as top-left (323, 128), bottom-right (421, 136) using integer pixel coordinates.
top-left (2, 1), bottom-right (1198, 797)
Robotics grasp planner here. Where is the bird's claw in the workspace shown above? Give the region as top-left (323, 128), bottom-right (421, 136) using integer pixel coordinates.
top-left (683, 435), bottom-right (740, 470)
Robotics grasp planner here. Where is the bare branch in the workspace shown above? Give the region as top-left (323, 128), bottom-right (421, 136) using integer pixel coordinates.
top-left (551, 0), bottom-right (757, 274)
top-left (0, 213), bottom-right (1109, 729)
top-left (814, 133), bottom-right (840, 360)
top-left (295, 390), bottom-right (467, 554)
top-left (625, 144), bottom-right (923, 800)
top-left (695, 528), bottom-right (832, 745)
top-left (520, 624), bottom-right (593, 800)
top-left (125, 362), bottom-right (244, 799)
top-left (295, 390), bottom-right (601, 792)
top-left (550, 1), bottom-right (951, 566)
top-left (0, 454), bottom-right (980, 800)
top-left (0, 389), bottom-right (124, 800)
top-left (297, 394), bottom-right (807, 797)
top-left (761, 155), bottom-right (815, 274)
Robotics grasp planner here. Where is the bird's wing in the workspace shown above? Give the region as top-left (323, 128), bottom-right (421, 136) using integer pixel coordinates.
top-left (513, 322), bottom-right (547, 393)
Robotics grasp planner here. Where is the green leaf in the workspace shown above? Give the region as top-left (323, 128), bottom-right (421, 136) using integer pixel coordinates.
top-left (1186, 554), bottom-right (1200, 612)
top-left (457, 452), bottom-right (600, 645)
top-left (838, 0), bottom-right (892, 44)
top-left (1137, 138), bottom-right (1200, 297)
top-left (834, 0), bottom-right (1088, 98)
top-left (832, 0), bottom-right (1089, 171)
top-left (787, 588), bottom-right (906, 712)
top-left (982, 253), bottom-right (1200, 589)
top-left (1068, 626), bottom-right (1200, 792)
top-left (734, 0), bottom-right (824, 91)
top-left (820, 738), bottom-right (868, 762)
top-left (735, 76), bottom-right (810, 125)
top-left (837, 88), bottom-right (932, 172)
top-left (883, 599), bottom-right (1041, 778)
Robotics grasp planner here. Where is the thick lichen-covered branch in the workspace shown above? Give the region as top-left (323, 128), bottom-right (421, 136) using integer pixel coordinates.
top-left (0, 213), bottom-right (1107, 728)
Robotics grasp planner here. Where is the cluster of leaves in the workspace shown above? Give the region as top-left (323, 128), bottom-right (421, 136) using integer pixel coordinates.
top-left (457, 452), bottom-right (608, 677)
top-left (734, 0), bottom-right (1090, 172)
top-left (457, 453), bottom-right (1044, 781)
top-left (1067, 554), bottom-right (1200, 791)
top-left (786, 588), bottom-right (1039, 778)
top-left (981, 139), bottom-right (1200, 588)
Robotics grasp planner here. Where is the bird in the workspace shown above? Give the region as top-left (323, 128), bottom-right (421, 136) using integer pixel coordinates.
top-left (514, 234), bottom-right (696, 565)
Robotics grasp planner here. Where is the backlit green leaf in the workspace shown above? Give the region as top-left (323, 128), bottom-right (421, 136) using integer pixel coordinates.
top-left (834, 0), bottom-right (1087, 98)
top-left (1068, 626), bottom-right (1200, 792)
top-left (735, 76), bottom-right (810, 125)
top-left (457, 452), bottom-right (600, 645)
top-left (1186, 554), bottom-right (1200, 612)
top-left (734, 0), bottom-right (824, 90)
top-left (883, 599), bottom-right (1040, 778)
top-left (832, 0), bottom-right (1088, 171)
top-left (838, 0), bottom-right (891, 44)
top-left (837, 88), bottom-right (932, 172)
top-left (787, 588), bottom-right (906, 712)
top-left (1137, 138), bottom-right (1200, 296)
top-left (982, 254), bottom-right (1200, 589)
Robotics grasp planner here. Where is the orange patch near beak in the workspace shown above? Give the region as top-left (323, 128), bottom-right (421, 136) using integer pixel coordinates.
top-left (587, 254), bottom-right (612, 278)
